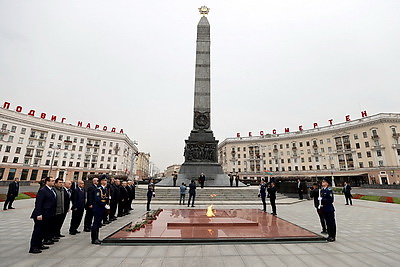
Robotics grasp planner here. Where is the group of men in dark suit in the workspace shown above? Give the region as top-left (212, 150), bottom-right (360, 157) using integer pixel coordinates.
top-left (28, 176), bottom-right (136, 253)
top-left (29, 177), bottom-right (87, 253)
top-left (3, 177), bottom-right (19, 210)
top-left (258, 179), bottom-right (277, 215)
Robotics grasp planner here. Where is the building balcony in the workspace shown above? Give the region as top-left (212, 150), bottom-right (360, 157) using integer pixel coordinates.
top-left (392, 133), bottom-right (400, 138)
top-left (64, 140), bottom-right (72, 143)
top-left (94, 144), bottom-right (100, 147)
top-left (86, 143), bottom-right (93, 147)
top-left (391, 144), bottom-right (400, 149)
top-left (0, 129), bottom-right (10, 134)
top-left (371, 135), bottom-right (380, 140)
top-left (27, 144), bottom-right (35, 148)
top-left (25, 153), bottom-right (33, 157)
top-left (371, 145), bottom-right (385, 150)
top-left (35, 154), bottom-right (43, 158)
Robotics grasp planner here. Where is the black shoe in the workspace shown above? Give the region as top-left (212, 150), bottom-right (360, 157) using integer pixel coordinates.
top-left (40, 245), bottom-right (50, 250)
top-left (53, 236), bottom-right (60, 240)
top-left (43, 240), bottom-right (54, 245)
top-left (75, 230), bottom-right (81, 234)
top-left (327, 237), bottom-right (336, 242)
top-left (57, 234), bottom-right (65, 238)
top-left (3, 208), bottom-right (7, 210)
top-left (191, 206), bottom-right (195, 207)
top-left (345, 204), bottom-right (349, 205)
top-left (52, 238), bottom-right (59, 242)
top-left (272, 213), bottom-right (277, 216)
top-left (29, 248), bottom-right (42, 254)
top-left (321, 230), bottom-right (328, 234)
top-left (69, 232), bottom-right (76, 235)
top-left (8, 207), bottom-right (15, 209)
top-left (92, 239), bottom-right (101, 245)
top-left (117, 215), bottom-right (123, 217)
top-left (83, 228), bottom-right (91, 232)
top-left (104, 221), bottom-right (110, 224)
top-left (129, 208), bottom-right (133, 210)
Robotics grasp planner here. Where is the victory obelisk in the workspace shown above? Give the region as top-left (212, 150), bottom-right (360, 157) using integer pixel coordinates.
top-left (177, 6), bottom-right (230, 186)
top-left (158, 6), bottom-right (234, 187)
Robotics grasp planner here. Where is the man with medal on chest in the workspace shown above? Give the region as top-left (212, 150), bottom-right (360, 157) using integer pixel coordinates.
top-left (91, 175), bottom-right (110, 244)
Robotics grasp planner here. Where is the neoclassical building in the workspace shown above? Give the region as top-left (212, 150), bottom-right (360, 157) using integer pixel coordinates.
top-left (218, 113), bottom-right (400, 185)
top-left (0, 107), bottom-right (138, 181)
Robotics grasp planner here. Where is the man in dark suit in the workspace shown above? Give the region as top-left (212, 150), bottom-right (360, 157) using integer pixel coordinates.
top-left (128, 180), bottom-right (135, 210)
top-left (3, 177), bottom-right (19, 210)
top-left (83, 178), bottom-right (98, 232)
top-left (267, 182), bottom-right (277, 216)
top-left (109, 178), bottom-right (120, 222)
top-left (258, 179), bottom-right (267, 212)
top-left (188, 180), bottom-right (196, 207)
top-left (199, 173), bottom-right (206, 188)
top-left (118, 181), bottom-right (129, 217)
top-left (69, 181), bottom-right (85, 235)
top-left (29, 177), bottom-right (56, 253)
top-left (297, 179), bottom-right (304, 200)
top-left (342, 181), bottom-right (353, 205)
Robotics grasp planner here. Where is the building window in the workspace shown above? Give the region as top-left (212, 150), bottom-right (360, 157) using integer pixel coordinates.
top-left (73, 137), bottom-right (77, 143)
top-left (306, 141), bottom-right (310, 146)
top-left (1, 124), bottom-right (7, 130)
top-left (308, 157), bottom-right (312, 162)
top-left (301, 158), bottom-right (305, 163)
top-left (327, 138), bottom-right (331, 143)
top-left (359, 162), bottom-right (364, 168)
top-left (69, 162), bottom-right (73, 167)
top-left (53, 160), bottom-right (58, 166)
top-left (299, 142), bottom-right (303, 147)
top-left (79, 146), bottom-right (83, 152)
top-left (8, 135), bottom-right (14, 143)
top-left (108, 149), bottom-right (112, 154)
top-left (21, 128), bottom-right (26, 134)
top-left (321, 148), bottom-right (325, 153)
top-left (302, 166), bottom-right (306, 170)
top-left (80, 138), bottom-right (84, 144)
top-left (13, 157), bottom-right (18, 163)
top-left (11, 126), bottom-right (16, 133)
top-left (45, 160), bottom-right (50, 165)
top-left (356, 143), bottom-right (360, 149)
top-left (58, 135), bottom-right (63, 141)
top-left (363, 132), bottom-right (368, 138)
top-left (357, 152), bottom-right (362, 159)
top-left (15, 147), bottom-right (21, 154)
top-left (279, 144), bottom-right (283, 149)
top-left (397, 149), bottom-right (400, 156)
top-left (62, 161), bottom-right (66, 167)
top-left (378, 160), bottom-right (384, 167)
top-left (366, 151), bottom-right (372, 158)
top-left (376, 150), bottom-right (382, 157)
top-left (51, 133), bottom-right (56, 139)
top-left (243, 147), bottom-right (246, 152)
top-left (76, 162), bottom-right (80, 167)
top-left (238, 161), bottom-right (241, 165)
top-left (354, 133), bottom-right (358, 140)
top-left (72, 145), bottom-right (76, 151)
top-left (286, 144), bottom-right (289, 149)
top-left (113, 165), bottom-right (116, 170)
top-left (365, 142), bottom-right (369, 148)
top-left (5, 146), bottom-right (11, 152)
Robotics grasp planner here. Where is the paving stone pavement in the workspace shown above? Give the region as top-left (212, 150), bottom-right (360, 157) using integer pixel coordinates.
top-left (0, 197), bottom-right (399, 267)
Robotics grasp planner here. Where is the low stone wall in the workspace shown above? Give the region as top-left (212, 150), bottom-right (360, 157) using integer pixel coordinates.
top-left (361, 184), bottom-right (400, 190)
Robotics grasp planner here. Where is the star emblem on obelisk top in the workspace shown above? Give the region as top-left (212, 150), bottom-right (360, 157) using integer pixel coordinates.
top-left (198, 6), bottom-right (210, 16)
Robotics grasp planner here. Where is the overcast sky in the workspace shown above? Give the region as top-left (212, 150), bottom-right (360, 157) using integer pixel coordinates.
top-left (1, 0), bottom-right (400, 171)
